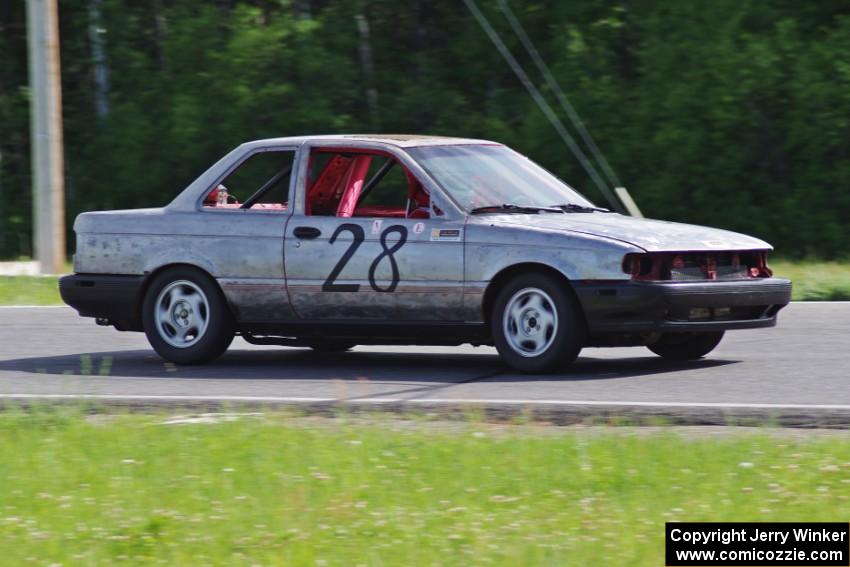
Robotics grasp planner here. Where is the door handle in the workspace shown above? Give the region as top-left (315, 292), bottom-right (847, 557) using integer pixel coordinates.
top-left (293, 226), bottom-right (321, 239)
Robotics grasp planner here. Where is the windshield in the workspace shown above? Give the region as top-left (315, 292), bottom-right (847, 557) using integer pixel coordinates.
top-left (406, 144), bottom-right (595, 212)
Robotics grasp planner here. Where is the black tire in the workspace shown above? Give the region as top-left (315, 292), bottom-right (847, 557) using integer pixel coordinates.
top-left (142, 266), bottom-right (235, 365)
top-left (306, 341), bottom-right (356, 353)
top-left (491, 272), bottom-right (586, 374)
top-left (647, 331), bottom-right (724, 360)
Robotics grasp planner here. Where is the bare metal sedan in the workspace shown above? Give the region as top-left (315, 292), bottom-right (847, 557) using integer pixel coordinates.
top-left (60, 135), bottom-right (791, 373)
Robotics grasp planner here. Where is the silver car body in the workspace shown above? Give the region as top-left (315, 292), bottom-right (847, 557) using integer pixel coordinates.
top-left (62, 135), bottom-right (791, 347)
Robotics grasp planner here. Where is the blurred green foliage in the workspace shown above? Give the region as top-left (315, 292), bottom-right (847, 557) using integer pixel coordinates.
top-left (1, 1), bottom-right (848, 258)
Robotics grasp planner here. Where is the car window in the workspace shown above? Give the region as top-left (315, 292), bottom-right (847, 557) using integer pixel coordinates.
top-left (355, 158), bottom-right (409, 208)
top-left (407, 144), bottom-right (593, 211)
top-left (306, 150), bottom-right (429, 219)
top-left (203, 150), bottom-right (294, 211)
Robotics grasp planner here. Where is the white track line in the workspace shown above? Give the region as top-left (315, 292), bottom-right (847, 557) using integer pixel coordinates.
top-left (2, 393), bottom-right (850, 411)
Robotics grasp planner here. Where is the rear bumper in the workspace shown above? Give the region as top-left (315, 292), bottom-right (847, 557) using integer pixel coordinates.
top-left (573, 277), bottom-right (792, 335)
top-left (59, 274), bottom-right (144, 331)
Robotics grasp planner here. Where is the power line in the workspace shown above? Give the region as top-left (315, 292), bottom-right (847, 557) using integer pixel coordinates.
top-left (496, 0), bottom-right (622, 188)
top-left (462, 0), bottom-right (624, 213)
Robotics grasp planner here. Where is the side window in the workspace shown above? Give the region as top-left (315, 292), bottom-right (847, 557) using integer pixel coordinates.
top-left (355, 159), bottom-right (411, 212)
top-left (203, 150), bottom-right (294, 211)
top-left (305, 150), bottom-right (430, 219)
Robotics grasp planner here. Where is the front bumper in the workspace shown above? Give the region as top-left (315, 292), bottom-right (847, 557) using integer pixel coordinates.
top-left (59, 273), bottom-right (145, 331)
top-left (573, 277), bottom-right (792, 335)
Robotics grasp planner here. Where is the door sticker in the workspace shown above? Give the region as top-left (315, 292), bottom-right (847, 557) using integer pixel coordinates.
top-left (430, 228), bottom-right (462, 242)
top-left (413, 222), bottom-right (425, 235)
top-left (371, 219), bottom-right (383, 235)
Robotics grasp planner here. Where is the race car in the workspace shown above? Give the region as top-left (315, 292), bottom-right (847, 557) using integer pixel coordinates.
top-left (59, 135), bottom-right (792, 373)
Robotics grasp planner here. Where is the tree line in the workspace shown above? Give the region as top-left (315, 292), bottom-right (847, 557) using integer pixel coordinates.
top-left (1, 0), bottom-right (848, 259)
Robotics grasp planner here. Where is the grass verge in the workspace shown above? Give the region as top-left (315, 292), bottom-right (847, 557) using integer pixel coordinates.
top-left (1, 409), bottom-right (849, 565)
top-left (770, 261), bottom-right (850, 301)
top-left (0, 275), bottom-right (60, 305)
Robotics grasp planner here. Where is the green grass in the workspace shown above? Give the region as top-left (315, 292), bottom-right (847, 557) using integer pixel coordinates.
top-left (0, 276), bottom-right (60, 305)
top-left (770, 260), bottom-right (850, 301)
top-left (0, 261), bottom-right (848, 305)
top-left (1, 410), bottom-right (849, 565)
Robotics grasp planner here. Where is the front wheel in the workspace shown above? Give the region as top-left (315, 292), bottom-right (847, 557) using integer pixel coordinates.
top-left (142, 267), bottom-right (235, 365)
top-left (491, 273), bottom-right (586, 374)
top-left (647, 331), bottom-right (724, 360)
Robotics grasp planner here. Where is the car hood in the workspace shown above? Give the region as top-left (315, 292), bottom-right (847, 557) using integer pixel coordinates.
top-left (482, 213), bottom-right (772, 252)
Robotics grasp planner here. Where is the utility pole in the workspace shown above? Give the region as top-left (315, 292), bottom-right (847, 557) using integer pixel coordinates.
top-left (26, 0), bottom-right (66, 274)
top-left (88, 0), bottom-right (110, 119)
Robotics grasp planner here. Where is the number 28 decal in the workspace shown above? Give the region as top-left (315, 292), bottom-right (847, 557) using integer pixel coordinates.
top-left (322, 223), bottom-right (408, 293)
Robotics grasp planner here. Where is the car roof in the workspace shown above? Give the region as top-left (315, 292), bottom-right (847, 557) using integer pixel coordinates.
top-left (240, 134), bottom-right (500, 149)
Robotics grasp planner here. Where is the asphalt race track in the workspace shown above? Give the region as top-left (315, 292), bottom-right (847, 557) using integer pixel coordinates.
top-left (0, 303), bottom-right (848, 426)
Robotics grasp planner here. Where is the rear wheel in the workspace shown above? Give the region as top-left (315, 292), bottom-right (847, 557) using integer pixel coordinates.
top-left (142, 267), bottom-right (235, 364)
top-left (491, 272), bottom-right (585, 374)
top-left (647, 331), bottom-right (724, 360)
